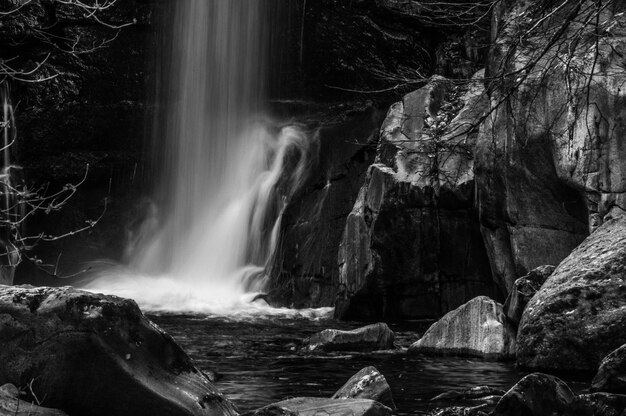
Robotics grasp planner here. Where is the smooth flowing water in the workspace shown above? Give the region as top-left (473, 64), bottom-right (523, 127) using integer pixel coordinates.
top-left (86, 1), bottom-right (315, 311)
top-left (151, 313), bottom-right (543, 415)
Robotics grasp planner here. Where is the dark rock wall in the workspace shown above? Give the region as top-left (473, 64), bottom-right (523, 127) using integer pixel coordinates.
top-left (475, 0), bottom-right (626, 291)
top-left (1, 0), bottom-right (156, 279)
top-left (267, 104), bottom-right (383, 308)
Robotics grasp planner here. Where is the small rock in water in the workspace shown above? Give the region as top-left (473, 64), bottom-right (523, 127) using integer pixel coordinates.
top-left (429, 405), bottom-right (488, 416)
top-left (430, 386), bottom-right (506, 402)
top-left (243, 397), bottom-right (392, 416)
top-left (305, 323), bottom-right (395, 352)
top-left (409, 296), bottom-right (516, 360)
top-left (332, 366), bottom-right (396, 409)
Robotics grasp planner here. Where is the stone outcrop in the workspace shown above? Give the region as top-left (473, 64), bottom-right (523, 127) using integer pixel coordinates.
top-left (408, 296), bottom-right (516, 360)
top-left (332, 366), bottom-right (396, 410)
top-left (0, 285), bottom-right (237, 416)
top-left (244, 398), bottom-right (391, 416)
top-left (305, 323), bottom-right (395, 352)
top-left (592, 344), bottom-right (626, 394)
top-left (503, 265), bottom-right (555, 326)
top-left (475, 0), bottom-right (626, 292)
top-left (492, 373), bottom-right (575, 416)
top-left (336, 74), bottom-right (500, 321)
top-left (517, 218), bottom-right (626, 371)
top-left (267, 104), bottom-right (382, 308)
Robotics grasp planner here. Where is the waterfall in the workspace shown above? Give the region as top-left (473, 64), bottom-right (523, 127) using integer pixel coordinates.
top-left (86, 0), bottom-right (316, 313)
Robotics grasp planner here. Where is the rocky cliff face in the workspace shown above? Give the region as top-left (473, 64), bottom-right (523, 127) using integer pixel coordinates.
top-left (475, 0), bottom-right (626, 291)
top-left (334, 74), bottom-right (500, 320)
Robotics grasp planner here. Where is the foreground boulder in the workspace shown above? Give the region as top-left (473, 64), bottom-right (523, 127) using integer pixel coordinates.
top-left (305, 323), bottom-right (395, 352)
top-left (592, 344), bottom-right (626, 394)
top-left (517, 219), bottom-right (626, 371)
top-left (492, 373), bottom-right (575, 416)
top-left (503, 265), bottom-right (554, 326)
top-left (408, 296), bottom-right (516, 360)
top-left (244, 398), bottom-right (391, 416)
top-left (0, 286), bottom-right (237, 416)
top-left (332, 366), bottom-right (395, 409)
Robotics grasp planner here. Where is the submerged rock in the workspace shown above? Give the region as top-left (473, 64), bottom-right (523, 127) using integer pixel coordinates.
top-left (306, 323), bottom-right (395, 352)
top-left (245, 397), bottom-right (391, 416)
top-left (0, 285), bottom-right (237, 416)
top-left (332, 366), bottom-right (396, 410)
top-left (517, 219), bottom-right (626, 371)
top-left (503, 265), bottom-right (555, 326)
top-left (592, 344), bottom-right (626, 394)
top-left (492, 373), bottom-right (575, 416)
top-left (408, 296), bottom-right (516, 360)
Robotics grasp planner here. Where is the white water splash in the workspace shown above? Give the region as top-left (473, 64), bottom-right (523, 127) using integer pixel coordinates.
top-left (85, 1), bottom-right (317, 313)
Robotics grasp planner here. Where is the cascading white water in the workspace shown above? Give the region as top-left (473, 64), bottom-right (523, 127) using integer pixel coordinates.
top-left (86, 0), bottom-right (320, 314)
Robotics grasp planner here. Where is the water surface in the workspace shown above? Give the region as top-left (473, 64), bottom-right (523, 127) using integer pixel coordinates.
top-left (151, 313), bottom-right (536, 415)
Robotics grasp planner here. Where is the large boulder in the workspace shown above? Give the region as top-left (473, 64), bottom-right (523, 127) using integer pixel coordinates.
top-left (592, 344), bottom-right (626, 394)
top-left (0, 285), bottom-right (237, 416)
top-left (244, 398), bottom-right (391, 416)
top-left (305, 323), bottom-right (395, 352)
top-left (517, 218), bottom-right (626, 371)
top-left (503, 265), bottom-right (555, 326)
top-left (408, 296), bottom-right (516, 360)
top-left (332, 366), bottom-right (396, 410)
top-left (492, 373), bottom-right (575, 416)
top-left (336, 74), bottom-right (500, 321)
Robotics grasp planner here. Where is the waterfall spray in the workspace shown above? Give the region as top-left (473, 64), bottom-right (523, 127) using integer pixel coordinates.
top-left (86, 0), bottom-right (317, 313)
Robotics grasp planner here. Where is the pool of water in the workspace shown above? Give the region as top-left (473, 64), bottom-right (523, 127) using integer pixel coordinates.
top-left (150, 312), bottom-right (586, 415)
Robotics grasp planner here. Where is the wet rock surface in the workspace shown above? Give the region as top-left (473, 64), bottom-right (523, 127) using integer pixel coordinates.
top-left (592, 344), bottom-right (626, 394)
top-left (492, 373), bottom-right (575, 416)
top-left (503, 265), bottom-right (555, 327)
top-left (244, 398), bottom-right (392, 416)
top-left (517, 218), bottom-right (626, 371)
top-left (0, 285), bottom-right (237, 416)
top-left (332, 366), bottom-right (396, 410)
top-left (409, 296), bottom-right (516, 360)
top-left (305, 323), bottom-right (395, 352)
